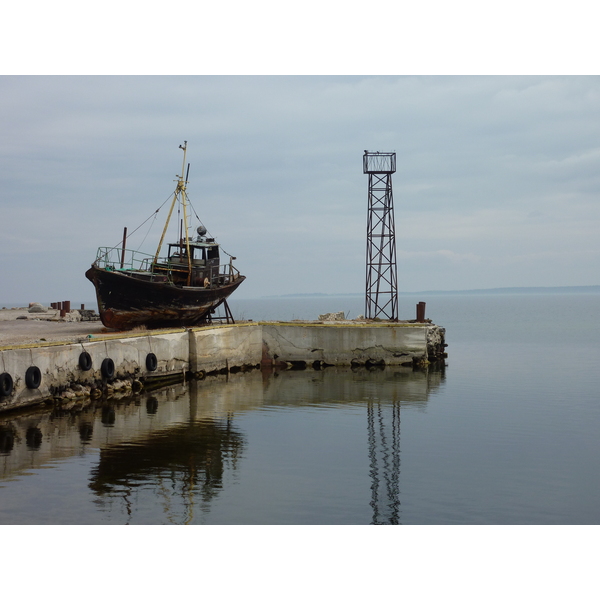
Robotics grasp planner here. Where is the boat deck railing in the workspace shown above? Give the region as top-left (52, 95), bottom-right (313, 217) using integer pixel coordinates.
top-left (94, 247), bottom-right (242, 285)
top-left (94, 247), bottom-right (155, 272)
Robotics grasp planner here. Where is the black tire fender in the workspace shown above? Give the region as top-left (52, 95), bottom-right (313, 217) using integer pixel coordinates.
top-left (101, 357), bottom-right (115, 380)
top-left (146, 353), bottom-right (158, 372)
top-left (25, 366), bottom-right (42, 389)
top-left (0, 373), bottom-right (13, 397)
top-left (79, 351), bottom-right (93, 371)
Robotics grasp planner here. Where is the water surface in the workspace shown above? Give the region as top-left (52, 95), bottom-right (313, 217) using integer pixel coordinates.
top-left (1, 292), bottom-right (599, 524)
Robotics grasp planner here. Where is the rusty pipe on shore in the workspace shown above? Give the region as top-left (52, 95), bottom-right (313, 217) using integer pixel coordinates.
top-left (416, 302), bottom-right (426, 323)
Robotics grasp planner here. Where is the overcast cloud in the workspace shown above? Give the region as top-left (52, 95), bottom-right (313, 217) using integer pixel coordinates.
top-left (1, 75), bottom-right (599, 304)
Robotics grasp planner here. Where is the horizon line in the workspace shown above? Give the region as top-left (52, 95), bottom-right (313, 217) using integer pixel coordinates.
top-left (256, 284), bottom-right (600, 299)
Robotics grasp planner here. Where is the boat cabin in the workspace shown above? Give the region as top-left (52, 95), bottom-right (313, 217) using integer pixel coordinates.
top-left (156, 238), bottom-right (222, 288)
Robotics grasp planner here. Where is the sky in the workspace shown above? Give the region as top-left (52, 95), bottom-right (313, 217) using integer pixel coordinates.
top-left (1, 75), bottom-right (599, 304)
top-left (1, 1), bottom-right (599, 305)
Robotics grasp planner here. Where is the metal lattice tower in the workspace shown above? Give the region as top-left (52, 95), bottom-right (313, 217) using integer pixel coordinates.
top-left (364, 151), bottom-right (398, 320)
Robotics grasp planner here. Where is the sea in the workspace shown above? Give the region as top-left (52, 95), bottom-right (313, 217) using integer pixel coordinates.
top-left (1, 291), bottom-right (599, 526)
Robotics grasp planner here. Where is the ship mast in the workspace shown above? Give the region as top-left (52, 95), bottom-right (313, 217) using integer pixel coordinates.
top-left (154, 142), bottom-right (193, 284)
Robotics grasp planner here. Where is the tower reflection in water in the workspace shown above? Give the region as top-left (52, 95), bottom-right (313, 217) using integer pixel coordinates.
top-left (367, 397), bottom-right (401, 525)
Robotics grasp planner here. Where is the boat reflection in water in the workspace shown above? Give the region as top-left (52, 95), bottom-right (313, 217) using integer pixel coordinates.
top-left (89, 416), bottom-right (245, 523)
top-left (0, 365), bottom-right (444, 525)
top-left (87, 378), bottom-right (254, 524)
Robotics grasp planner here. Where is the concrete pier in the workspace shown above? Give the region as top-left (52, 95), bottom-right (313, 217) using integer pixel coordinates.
top-left (0, 321), bottom-right (446, 413)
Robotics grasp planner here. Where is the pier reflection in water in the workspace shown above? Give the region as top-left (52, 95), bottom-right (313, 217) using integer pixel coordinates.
top-left (0, 366), bottom-right (443, 524)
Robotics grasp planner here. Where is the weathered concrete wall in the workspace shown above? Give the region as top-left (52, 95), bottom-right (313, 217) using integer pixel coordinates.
top-left (189, 324), bottom-right (262, 374)
top-left (261, 322), bottom-right (435, 366)
top-left (0, 330), bottom-right (189, 412)
top-left (0, 322), bottom-right (445, 413)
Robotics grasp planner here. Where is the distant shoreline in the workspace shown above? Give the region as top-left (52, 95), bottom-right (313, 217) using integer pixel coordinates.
top-left (2, 286), bottom-right (600, 307)
top-left (259, 285), bottom-right (600, 299)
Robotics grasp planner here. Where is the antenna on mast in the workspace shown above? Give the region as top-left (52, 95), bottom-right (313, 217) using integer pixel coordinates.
top-left (154, 141), bottom-right (191, 269)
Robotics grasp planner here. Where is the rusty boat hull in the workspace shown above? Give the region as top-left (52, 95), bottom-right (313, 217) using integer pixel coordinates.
top-left (85, 266), bottom-right (245, 330)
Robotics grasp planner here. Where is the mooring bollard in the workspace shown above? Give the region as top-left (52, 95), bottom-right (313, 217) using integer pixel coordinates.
top-left (81, 304), bottom-right (85, 310)
top-left (63, 301), bottom-right (71, 313)
top-left (416, 301), bottom-right (426, 323)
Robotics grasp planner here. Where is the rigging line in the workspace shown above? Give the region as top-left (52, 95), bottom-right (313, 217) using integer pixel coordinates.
top-left (219, 246), bottom-right (235, 258)
top-left (136, 209), bottom-right (159, 251)
top-left (104, 193), bottom-right (174, 253)
top-left (185, 193), bottom-right (201, 221)
top-left (186, 192), bottom-right (237, 259)
top-left (185, 194), bottom-right (208, 232)
top-left (126, 193), bottom-right (174, 239)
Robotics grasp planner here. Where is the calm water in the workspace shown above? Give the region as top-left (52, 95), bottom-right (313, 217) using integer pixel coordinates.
top-left (1, 292), bottom-right (599, 524)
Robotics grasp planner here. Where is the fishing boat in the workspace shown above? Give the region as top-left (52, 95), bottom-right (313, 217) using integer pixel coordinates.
top-left (86, 142), bottom-right (245, 330)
